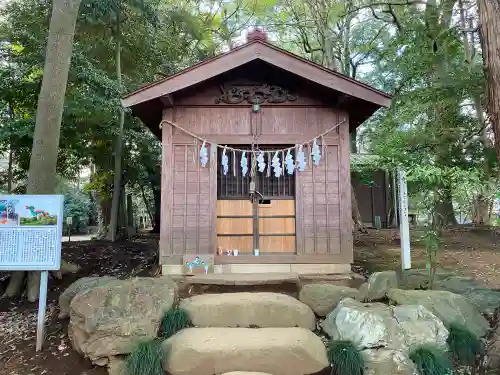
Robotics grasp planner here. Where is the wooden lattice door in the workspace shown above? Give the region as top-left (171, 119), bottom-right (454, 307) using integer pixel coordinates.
top-left (216, 146), bottom-right (296, 254)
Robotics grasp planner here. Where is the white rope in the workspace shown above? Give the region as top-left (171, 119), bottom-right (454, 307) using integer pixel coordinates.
top-left (159, 118), bottom-right (346, 153)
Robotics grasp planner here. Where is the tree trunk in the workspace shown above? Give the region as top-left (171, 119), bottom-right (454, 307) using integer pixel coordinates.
top-left (107, 4), bottom-right (125, 242)
top-left (152, 184), bottom-right (161, 233)
top-left (7, 104), bottom-right (14, 193)
top-left (433, 189), bottom-right (458, 227)
top-left (460, 0), bottom-right (494, 227)
top-left (471, 194), bottom-right (491, 225)
top-left (7, 141), bottom-right (13, 193)
top-left (95, 193), bottom-right (111, 239)
top-left (352, 183), bottom-right (367, 232)
top-left (477, 0), bottom-right (500, 164)
top-left (119, 184), bottom-right (127, 231)
top-left (4, 0), bottom-right (82, 301)
top-left (140, 184), bottom-right (154, 225)
top-left (127, 193), bottom-right (134, 227)
top-left (95, 192), bottom-right (105, 236)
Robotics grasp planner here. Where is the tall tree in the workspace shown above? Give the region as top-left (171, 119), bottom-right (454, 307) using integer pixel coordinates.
top-left (5, 0), bottom-right (82, 301)
top-left (79, 0), bottom-right (160, 242)
top-left (477, 0), bottom-right (500, 166)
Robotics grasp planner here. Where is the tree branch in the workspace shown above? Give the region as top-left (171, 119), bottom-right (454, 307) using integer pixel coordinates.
top-left (344, 0), bottom-right (431, 17)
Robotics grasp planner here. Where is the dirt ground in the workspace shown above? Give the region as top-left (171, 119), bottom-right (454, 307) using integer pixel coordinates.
top-left (1, 227), bottom-right (500, 375)
top-left (0, 234), bottom-right (159, 375)
top-left (355, 226), bottom-right (500, 288)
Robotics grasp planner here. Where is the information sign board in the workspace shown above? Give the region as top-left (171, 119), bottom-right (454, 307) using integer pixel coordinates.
top-left (0, 194), bottom-right (64, 351)
top-left (0, 195), bottom-right (64, 271)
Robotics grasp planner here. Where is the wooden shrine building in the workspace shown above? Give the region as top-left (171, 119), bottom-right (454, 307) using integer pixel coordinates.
top-left (122, 29), bottom-right (391, 275)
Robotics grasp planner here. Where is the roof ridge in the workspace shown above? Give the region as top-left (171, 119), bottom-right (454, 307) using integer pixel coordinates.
top-left (122, 39), bottom-right (390, 101)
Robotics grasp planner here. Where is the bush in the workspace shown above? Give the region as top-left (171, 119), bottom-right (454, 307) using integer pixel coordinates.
top-left (409, 345), bottom-right (452, 375)
top-left (124, 339), bottom-right (163, 375)
top-left (447, 323), bottom-right (484, 366)
top-left (327, 340), bottom-right (364, 375)
top-left (63, 190), bottom-right (92, 234)
top-left (159, 308), bottom-right (191, 339)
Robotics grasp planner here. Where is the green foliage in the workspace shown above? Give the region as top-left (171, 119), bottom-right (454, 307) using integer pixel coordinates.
top-left (124, 338), bottom-right (163, 375)
top-left (63, 190), bottom-right (92, 234)
top-left (327, 340), bottom-right (364, 375)
top-left (409, 345), bottom-right (452, 375)
top-left (20, 215), bottom-right (57, 225)
top-left (447, 323), bottom-right (484, 366)
top-left (159, 308), bottom-right (191, 339)
top-left (55, 177), bottom-right (93, 233)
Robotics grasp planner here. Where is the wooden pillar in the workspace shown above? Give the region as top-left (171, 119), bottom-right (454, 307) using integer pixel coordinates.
top-left (338, 114), bottom-right (353, 261)
top-left (160, 119), bottom-right (173, 262)
top-left (209, 143), bottom-right (218, 254)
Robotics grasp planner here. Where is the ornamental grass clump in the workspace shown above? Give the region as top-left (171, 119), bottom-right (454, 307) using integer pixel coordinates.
top-left (446, 323), bottom-right (484, 366)
top-left (327, 340), bottom-right (364, 375)
top-left (159, 307), bottom-right (191, 339)
top-left (409, 345), bottom-right (452, 375)
top-left (124, 338), bottom-right (163, 375)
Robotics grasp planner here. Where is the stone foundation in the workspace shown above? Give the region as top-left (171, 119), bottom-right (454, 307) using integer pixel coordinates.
top-left (161, 263), bottom-right (351, 276)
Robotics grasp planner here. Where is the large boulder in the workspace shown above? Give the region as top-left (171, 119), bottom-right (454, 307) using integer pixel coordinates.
top-left (321, 298), bottom-right (448, 352)
top-left (387, 288), bottom-right (489, 337)
top-left (359, 271), bottom-right (398, 302)
top-left (363, 349), bottom-right (417, 375)
top-left (299, 284), bottom-right (359, 316)
top-left (59, 276), bottom-right (116, 319)
top-left (69, 277), bottom-right (177, 364)
top-left (107, 356), bottom-right (125, 375)
top-left (179, 292), bottom-right (315, 330)
top-left (399, 268), bottom-right (450, 290)
top-left (162, 327), bottom-right (328, 375)
top-left (400, 269), bottom-right (500, 315)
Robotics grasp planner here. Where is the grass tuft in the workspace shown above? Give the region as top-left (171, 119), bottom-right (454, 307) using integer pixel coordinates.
top-left (409, 345), bottom-right (452, 375)
top-left (124, 338), bottom-right (163, 375)
top-left (159, 308), bottom-right (191, 339)
top-left (446, 323), bottom-right (484, 366)
top-left (327, 340), bottom-right (364, 375)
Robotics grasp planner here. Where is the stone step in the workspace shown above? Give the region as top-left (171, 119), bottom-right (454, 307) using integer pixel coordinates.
top-left (179, 292), bottom-right (315, 329)
top-left (162, 327), bottom-right (329, 375)
top-left (183, 273), bottom-right (300, 286)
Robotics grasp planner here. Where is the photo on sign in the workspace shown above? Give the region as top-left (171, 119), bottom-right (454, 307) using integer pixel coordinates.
top-left (0, 199), bottom-right (20, 226)
top-left (19, 202), bottom-right (58, 226)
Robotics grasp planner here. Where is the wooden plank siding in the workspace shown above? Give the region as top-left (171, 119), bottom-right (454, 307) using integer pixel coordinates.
top-left (159, 82), bottom-right (353, 265)
top-left (170, 143), bottom-right (214, 256)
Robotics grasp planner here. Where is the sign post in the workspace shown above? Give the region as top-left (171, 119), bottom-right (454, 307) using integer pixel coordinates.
top-left (36, 270), bottom-right (49, 351)
top-left (66, 216), bottom-right (73, 241)
top-left (0, 195), bottom-right (64, 351)
top-left (397, 169), bottom-right (411, 270)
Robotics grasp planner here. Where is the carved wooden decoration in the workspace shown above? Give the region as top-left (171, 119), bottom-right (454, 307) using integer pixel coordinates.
top-left (216, 84), bottom-right (298, 104)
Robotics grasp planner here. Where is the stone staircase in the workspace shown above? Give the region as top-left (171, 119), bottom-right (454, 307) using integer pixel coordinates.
top-left (163, 292), bottom-right (328, 375)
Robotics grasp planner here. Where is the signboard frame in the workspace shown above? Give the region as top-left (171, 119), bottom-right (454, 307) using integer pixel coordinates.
top-left (0, 194), bottom-right (64, 351)
top-left (0, 194), bottom-right (64, 271)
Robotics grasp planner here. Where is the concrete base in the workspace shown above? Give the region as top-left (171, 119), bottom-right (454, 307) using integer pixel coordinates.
top-left (162, 263), bottom-right (351, 276)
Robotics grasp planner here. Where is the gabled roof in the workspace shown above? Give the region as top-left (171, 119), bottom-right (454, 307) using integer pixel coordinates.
top-left (122, 39), bottom-right (391, 109)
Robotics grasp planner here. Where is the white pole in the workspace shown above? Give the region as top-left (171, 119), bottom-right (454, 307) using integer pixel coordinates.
top-left (398, 169), bottom-right (411, 270)
top-left (392, 171), bottom-right (399, 227)
top-left (36, 270), bottom-right (49, 351)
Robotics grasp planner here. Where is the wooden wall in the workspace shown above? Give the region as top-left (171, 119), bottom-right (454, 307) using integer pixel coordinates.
top-left (160, 77), bottom-right (352, 265)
